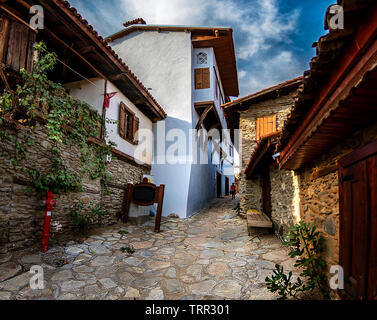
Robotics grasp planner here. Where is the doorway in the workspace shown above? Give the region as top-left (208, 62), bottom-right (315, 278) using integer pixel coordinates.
top-left (217, 172), bottom-right (222, 198)
top-left (225, 177), bottom-right (229, 196)
top-left (338, 140), bottom-right (377, 300)
top-left (261, 168), bottom-right (272, 218)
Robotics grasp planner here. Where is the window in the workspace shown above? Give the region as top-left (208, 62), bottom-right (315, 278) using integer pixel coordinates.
top-left (195, 68), bottom-right (210, 89)
top-left (256, 115), bottom-right (277, 140)
top-left (197, 52), bottom-right (207, 65)
top-left (119, 102), bottom-right (139, 145)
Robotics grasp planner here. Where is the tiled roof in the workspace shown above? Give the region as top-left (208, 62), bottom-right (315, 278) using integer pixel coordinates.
top-left (222, 77), bottom-right (302, 110)
top-left (244, 130), bottom-right (281, 177)
top-left (123, 18), bottom-right (146, 28)
top-left (57, 1), bottom-right (167, 119)
top-left (278, 0), bottom-right (374, 150)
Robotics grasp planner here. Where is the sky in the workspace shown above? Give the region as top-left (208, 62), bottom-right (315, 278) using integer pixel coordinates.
top-left (69, 0), bottom-right (334, 98)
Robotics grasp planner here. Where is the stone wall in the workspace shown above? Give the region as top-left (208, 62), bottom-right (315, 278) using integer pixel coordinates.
top-left (270, 163), bottom-right (300, 237)
top-left (0, 122), bottom-right (149, 261)
top-left (239, 91), bottom-right (296, 215)
top-left (297, 120), bottom-right (377, 267)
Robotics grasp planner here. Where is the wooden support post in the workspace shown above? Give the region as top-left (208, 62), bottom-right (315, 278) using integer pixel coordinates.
top-left (154, 184), bottom-right (165, 233)
top-left (121, 183), bottom-right (133, 223)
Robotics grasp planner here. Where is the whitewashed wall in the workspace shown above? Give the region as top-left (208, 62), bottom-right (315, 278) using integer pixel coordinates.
top-left (64, 78), bottom-right (154, 166)
top-left (111, 31), bottom-right (193, 218)
top-left (105, 81), bottom-right (153, 165)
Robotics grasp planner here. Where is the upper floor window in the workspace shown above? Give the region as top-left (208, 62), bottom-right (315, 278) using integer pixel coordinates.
top-left (195, 68), bottom-right (210, 89)
top-left (197, 52), bottom-right (207, 65)
top-left (256, 114), bottom-right (277, 141)
top-left (119, 102), bottom-right (139, 145)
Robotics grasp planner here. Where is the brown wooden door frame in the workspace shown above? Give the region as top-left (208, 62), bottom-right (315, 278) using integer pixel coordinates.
top-left (217, 171), bottom-right (222, 198)
top-left (338, 139), bottom-right (377, 300)
top-left (261, 167), bottom-right (272, 218)
top-left (225, 177), bottom-right (229, 196)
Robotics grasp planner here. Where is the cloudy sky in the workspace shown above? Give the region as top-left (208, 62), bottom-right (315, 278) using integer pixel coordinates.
top-left (69, 0), bottom-right (334, 97)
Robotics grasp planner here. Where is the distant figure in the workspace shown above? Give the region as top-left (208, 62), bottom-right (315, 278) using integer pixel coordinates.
top-left (230, 183), bottom-right (236, 200)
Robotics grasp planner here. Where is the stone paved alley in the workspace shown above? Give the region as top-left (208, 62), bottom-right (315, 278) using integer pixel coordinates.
top-left (0, 197), bottom-right (298, 300)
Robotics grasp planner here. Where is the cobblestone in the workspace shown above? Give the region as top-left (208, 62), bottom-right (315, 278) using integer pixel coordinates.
top-left (0, 197), bottom-right (298, 300)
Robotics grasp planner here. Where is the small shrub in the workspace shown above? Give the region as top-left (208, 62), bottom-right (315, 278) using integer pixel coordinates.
top-left (120, 246), bottom-right (135, 254)
top-left (70, 201), bottom-right (110, 234)
top-left (265, 221), bottom-right (330, 300)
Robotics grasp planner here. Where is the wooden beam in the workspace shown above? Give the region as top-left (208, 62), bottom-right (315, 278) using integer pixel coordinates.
top-left (42, 27), bottom-right (107, 80)
top-left (195, 104), bottom-right (214, 131)
top-left (0, 4), bottom-right (38, 33)
top-left (280, 8), bottom-right (377, 170)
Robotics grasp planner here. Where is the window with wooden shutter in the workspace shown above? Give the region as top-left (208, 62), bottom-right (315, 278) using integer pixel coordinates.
top-left (195, 68), bottom-right (210, 89)
top-left (119, 102), bottom-right (126, 138)
top-left (133, 116), bottom-right (139, 145)
top-left (255, 115), bottom-right (277, 140)
top-left (119, 102), bottom-right (138, 144)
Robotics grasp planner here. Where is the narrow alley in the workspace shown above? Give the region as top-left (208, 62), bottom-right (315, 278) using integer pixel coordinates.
top-left (0, 197), bottom-right (296, 300)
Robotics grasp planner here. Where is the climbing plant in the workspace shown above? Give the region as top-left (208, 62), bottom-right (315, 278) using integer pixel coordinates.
top-left (69, 200), bottom-right (110, 234)
top-left (265, 222), bottom-right (330, 300)
top-left (0, 42), bottom-right (116, 194)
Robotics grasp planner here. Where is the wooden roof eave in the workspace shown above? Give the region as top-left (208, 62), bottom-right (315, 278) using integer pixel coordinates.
top-left (244, 131), bottom-right (281, 178)
top-left (106, 25), bottom-right (239, 97)
top-left (13, 0), bottom-right (167, 122)
top-left (278, 5), bottom-right (377, 170)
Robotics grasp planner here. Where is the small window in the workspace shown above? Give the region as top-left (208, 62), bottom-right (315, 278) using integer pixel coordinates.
top-left (195, 68), bottom-right (210, 89)
top-left (197, 52), bottom-right (207, 65)
top-left (256, 115), bottom-right (277, 140)
top-left (119, 102), bottom-right (139, 145)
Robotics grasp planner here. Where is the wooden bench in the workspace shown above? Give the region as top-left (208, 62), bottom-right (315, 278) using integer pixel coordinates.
top-left (247, 210), bottom-right (272, 235)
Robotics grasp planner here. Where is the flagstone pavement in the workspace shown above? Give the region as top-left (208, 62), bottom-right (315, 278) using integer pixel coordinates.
top-left (0, 197), bottom-right (298, 300)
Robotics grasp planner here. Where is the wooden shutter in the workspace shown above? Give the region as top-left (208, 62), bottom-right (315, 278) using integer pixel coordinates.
top-left (195, 68), bottom-right (203, 89)
top-left (0, 17), bottom-right (11, 63)
top-left (6, 22), bottom-right (30, 72)
top-left (195, 68), bottom-right (210, 89)
top-left (133, 116), bottom-right (139, 144)
top-left (202, 68), bottom-right (210, 88)
top-left (119, 102), bottom-right (125, 138)
top-left (256, 115), bottom-right (277, 140)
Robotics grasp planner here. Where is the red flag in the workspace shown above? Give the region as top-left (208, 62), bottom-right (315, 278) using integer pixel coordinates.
top-left (103, 92), bottom-right (117, 108)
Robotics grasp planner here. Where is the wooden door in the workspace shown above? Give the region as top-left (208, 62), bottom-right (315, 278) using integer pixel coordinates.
top-left (225, 177), bottom-right (229, 196)
top-left (261, 168), bottom-right (272, 218)
top-left (217, 172), bottom-right (222, 198)
top-left (339, 140), bottom-right (377, 300)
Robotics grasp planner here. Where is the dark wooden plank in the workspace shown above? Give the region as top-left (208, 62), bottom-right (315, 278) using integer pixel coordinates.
top-left (26, 29), bottom-right (36, 72)
top-left (367, 154), bottom-right (377, 300)
top-left (18, 23), bottom-right (29, 70)
top-left (0, 16), bottom-right (11, 62)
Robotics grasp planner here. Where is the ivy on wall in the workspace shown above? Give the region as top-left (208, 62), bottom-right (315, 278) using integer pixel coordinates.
top-left (0, 42), bottom-right (116, 195)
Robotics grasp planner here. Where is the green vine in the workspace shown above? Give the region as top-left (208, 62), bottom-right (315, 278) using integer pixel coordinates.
top-left (265, 222), bottom-right (330, 300)
top-left (0, 42), bottom-right (116, 194)
top-left (70, 200), bottom-right (110, 234)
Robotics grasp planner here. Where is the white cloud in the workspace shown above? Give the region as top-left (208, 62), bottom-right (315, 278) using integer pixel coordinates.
top-left (118, 0), bottom-right (301, 96)
top-left (70, 0), bottom-right (302, 97)
top-left (240, 51), bottom-right (302, 95)
top-left (119, 0), bottom-right (210, 26)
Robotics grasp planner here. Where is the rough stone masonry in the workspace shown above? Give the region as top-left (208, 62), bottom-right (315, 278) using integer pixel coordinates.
top-left (0, 122), bottom-right (149, 261)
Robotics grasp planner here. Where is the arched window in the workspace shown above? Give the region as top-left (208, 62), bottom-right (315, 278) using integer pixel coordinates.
top-left (197, 52), bottom-right (207, 65)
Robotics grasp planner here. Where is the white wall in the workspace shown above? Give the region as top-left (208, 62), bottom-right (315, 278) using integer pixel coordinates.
top-left (111, 31), bottom-right (193, 218)
top-left (105, 81), bottom-right (153, 165)
top-left (111, 31), bottom-right (193, 122)
top-left (64, 78), bottom-right (105, 115)
top-left (64, 78), bottom-right (154, 166)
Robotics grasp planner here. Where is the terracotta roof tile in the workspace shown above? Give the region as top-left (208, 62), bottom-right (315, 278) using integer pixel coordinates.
top-left (57, 1), bottom-right (167, 119)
